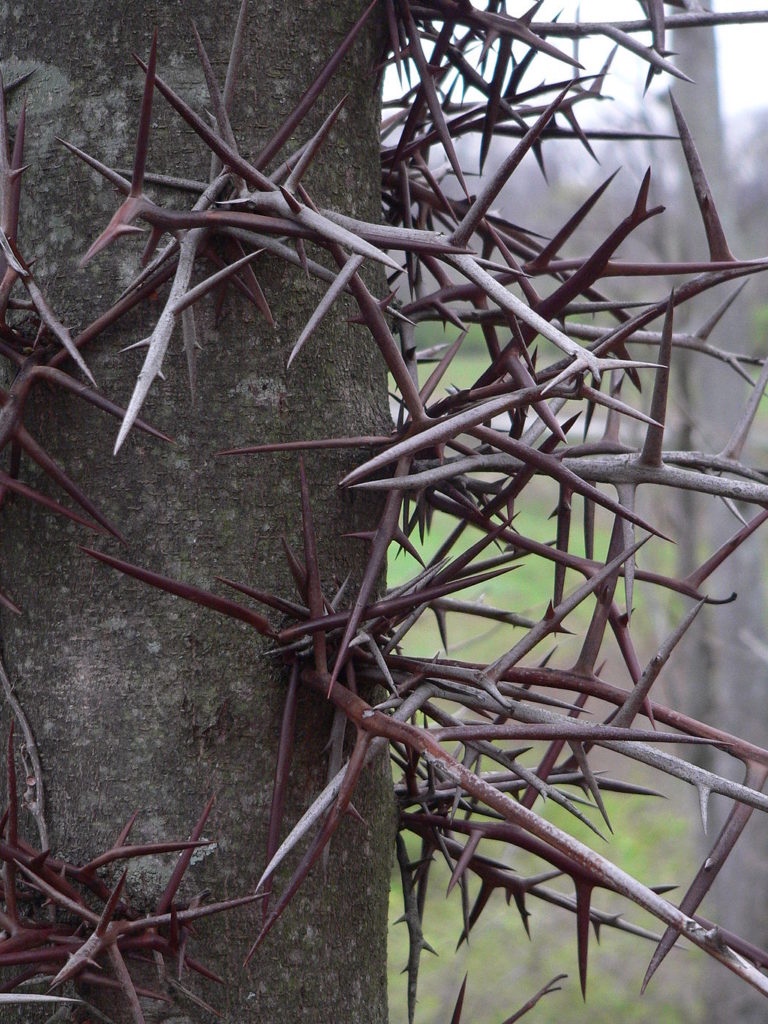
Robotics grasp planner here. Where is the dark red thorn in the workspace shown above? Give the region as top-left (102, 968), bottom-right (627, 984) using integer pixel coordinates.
top-left (51, 257), bottom-right (177, 369)
top-left (140, 224), bottom-right (165, 267)
top-left (32, 365), bottom-right (172, 444)
top-left (262, 663), bottom-right (299, 922)
top-left (7, 98), bottom-right (26, 241)
top-left (156, 795), bottom-right (215, 915)
top-left (348, 287), bottom-right (399, 323)
top-left (479, 34), bottom-right (511, 172)
top-left (399, 0), bottom-right (470, 199)
top-left (218, 434), bottom-right (389, 456)
top-left (82, 548), bottom-right (275, 636)
top-left (431, 514), bottom-right (516, 587)
top-left (669, 91), bottom-right (733, 262)
top-left (169, 904), bottom-right (180, 951)
top-left (245, 730), bottom-right (371, 964)
top-left (328, 458), bottom-right (409, 690)
top-left (254, 0), bottom-right (378, 171)
top-left (470, 425), bottom-right (666, 540)
top-left (515, 175), bottom-right (664, 364)
top-left (222, 0), bottom-right (248, 117)
top-left (345, 802), bottom-right (365, 826)
top-left (685, 509), bottom-right (768, 593)
top-left (386, 25), bottom-right (455, 186)
top-left (79, 196), bottom-right (149, 267)
top-left (695, 281), bottom-right (748, 342)
top-left (574, 881), bottom-right (593, 998)
top-left (562, 106), bottom-right (599, 162)
top-left (1, 69), bottom-right (34, 97)
top-left (449, 973), bottom-right (469, 1024)
top-left (553, 484), bottom-right (573, 606)
top-left (107, 943), bottom-right (146, 1024)
top-left (456, 880), bottom-right (495, 949)
top-left (131, 28), bottom-right (158, 197)
top-left (639, 294), bottom-right (674, 467)
top-left (58, 137), bottom-right (131, 194)
top-left (528, 169), bottom-right (619, 272)
top-left (179, 953), bottom-right (225, 986)
top-left (501, 975), bottom-right (568, 1024)
top-left (191, 21), bottom-right (240, 178)
top-left (643, 761), bottom-right (768, 992)
top-left (521, 693), bottom-right (589, 810)
top-left (0, 470), bottom-right (107, 535)
top-left (0, 965), bottom-right (61, 994)
top-left (80, 840), bottom-right (211, 876)
top-left (15, 427), bottom-right (125, 541)
top-left (455, 80), bottom-right (577, 249)
top-left (172, 248), bottom-right (264, 318)
top-left (285, 95), bottom-right (348, 191)
top-left (511, 889), bottom-right (531, 938)
top-left (0, 732), bottom-right (20, 930)
top-left (77, 970), bottom-right (173, 1005)
top-left (96, 869), bottom-right (128, 936)
top-left (392, 526), bottom-right (424, 566)
top-left (446, 831), bottom-right (481, 896)
top-left (279, 564), bottom-right (516, 646)
top-left (133, 54), bottom-right (273, 192)
top-left (384, 0), bottom-right (404, 86)
top-left (299, 458), bottom-right (328, 674)
top-left (281, 536), bottom-right (308, 601)
top-left (279, 184), bottom-right (302, 215)
top-left (216, 577), bottom-right (305, 620)
top-left (212, 269), bottom-right (229, 324)
top-left (295, 237), bottom-right (309, 276)
top-left (218, 239), bottom-right (274, 325)
top-left (326, 241), bottom-right (424, 423)
top-left (28, 848), bottom-right (50, 873)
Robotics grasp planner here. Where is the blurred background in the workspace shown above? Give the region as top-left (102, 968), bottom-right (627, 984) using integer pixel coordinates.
top-left (384, 4), bottom-right (768, 1021)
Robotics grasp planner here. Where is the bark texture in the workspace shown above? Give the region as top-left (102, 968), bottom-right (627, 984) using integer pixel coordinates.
top-left (672, 19), bottom-right (768, 1024)
top-left (0, 2), bottom-right (394, 1021)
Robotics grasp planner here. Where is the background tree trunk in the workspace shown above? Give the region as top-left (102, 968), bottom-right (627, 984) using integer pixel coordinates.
top-left (0, 2), bottom-right (394, 1021)
top-left (671, 15), bottom-right (768, 1024)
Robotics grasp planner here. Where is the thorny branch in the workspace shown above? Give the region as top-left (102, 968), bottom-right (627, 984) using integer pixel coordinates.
top-left (3, 1), bottom-right (768, 1021)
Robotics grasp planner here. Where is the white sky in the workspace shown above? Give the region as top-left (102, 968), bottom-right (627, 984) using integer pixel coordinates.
top-left (538, 1), bottom-right (768, 118)
top-left (385, 4), bottom-right (768, 133)
top-left (711, 1), bottom-right (768, 116)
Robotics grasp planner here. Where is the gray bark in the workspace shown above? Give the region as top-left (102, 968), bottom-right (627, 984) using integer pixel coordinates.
top-left (0, 2), bottom-right (394, 1021)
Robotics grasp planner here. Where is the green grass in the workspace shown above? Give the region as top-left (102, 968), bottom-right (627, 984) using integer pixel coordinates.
top-left (385, 330), bottom-right (710, 1023)
top-left (388, 784), bottom-right (705, 1024)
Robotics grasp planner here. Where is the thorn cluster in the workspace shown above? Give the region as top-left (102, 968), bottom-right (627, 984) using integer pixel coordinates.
top-left (0, 730), bottom-right (261, 1020)
top-left (4, 1), bottom-right (768, 1020)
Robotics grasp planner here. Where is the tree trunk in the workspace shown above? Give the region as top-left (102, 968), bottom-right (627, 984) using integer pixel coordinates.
top-left (672, 17), bottom-right (768, 1024)
top-left (0, 2), bottom-right (394, 1021)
